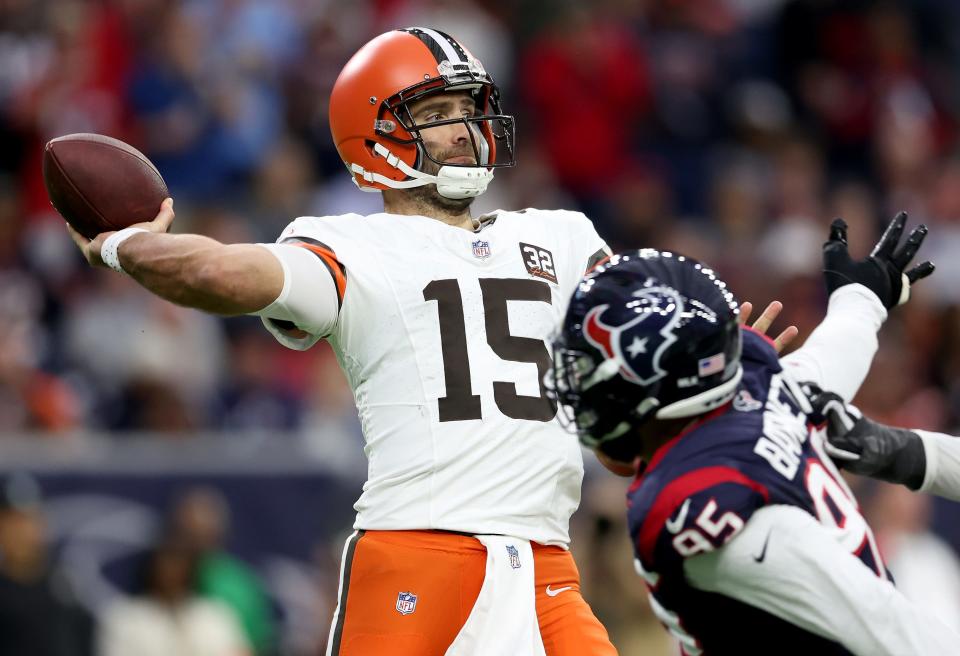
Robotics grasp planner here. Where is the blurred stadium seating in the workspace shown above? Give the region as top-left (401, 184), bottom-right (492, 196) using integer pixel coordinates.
top-left (4, 0), bottom-right (960, 653)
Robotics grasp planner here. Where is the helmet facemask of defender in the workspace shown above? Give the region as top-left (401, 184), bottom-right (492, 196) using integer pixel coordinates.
top-left (548, 251), bottom-right (743, 463)
top-left (330, 28), bottom-right (516, 200)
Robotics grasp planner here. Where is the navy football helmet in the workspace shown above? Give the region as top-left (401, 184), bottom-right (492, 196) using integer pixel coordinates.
top-left (549, 250), bottom-right (742, 460)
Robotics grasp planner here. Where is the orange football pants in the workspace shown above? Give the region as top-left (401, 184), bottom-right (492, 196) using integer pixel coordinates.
top-left (326, 530), bottom-right (617, 655)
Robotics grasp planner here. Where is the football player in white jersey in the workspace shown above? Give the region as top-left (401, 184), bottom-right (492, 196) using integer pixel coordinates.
top-left (65, 27), bottom-right (878, 656)
top-left (68, 28), bottom-right (620, 656)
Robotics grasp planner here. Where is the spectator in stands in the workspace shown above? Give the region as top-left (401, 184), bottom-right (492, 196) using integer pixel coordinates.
top-left (64, 279), bottom-right (226, 431)
top-left (0, 472), bottom-right (93, 656)
top-left (213, 318), bottom-right (303, 432)
top-left (169, 486), bottom-right (276, 656)
top-left (519, 5), bottom-right (652, 201)
top-left (97, 534), bottom-right (247, 656)
top-left (0, 271), bottom-right (81, 432)
top-left (865, 483), bottom-right (960, 634)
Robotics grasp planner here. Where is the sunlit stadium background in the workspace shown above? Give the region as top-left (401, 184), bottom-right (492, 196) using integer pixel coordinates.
top-left (4, 1), bottom-right (960, 654)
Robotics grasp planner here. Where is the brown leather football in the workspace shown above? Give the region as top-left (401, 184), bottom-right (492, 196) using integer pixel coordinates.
top-left (42, 133), bottom-right (169, 239)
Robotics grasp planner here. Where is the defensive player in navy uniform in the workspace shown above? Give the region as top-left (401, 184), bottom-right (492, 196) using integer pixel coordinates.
top-left (548, 218), bottom-right (958, 654)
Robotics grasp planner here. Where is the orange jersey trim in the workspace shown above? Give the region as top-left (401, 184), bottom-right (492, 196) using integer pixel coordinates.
top-left (285, 238), bottom-right (347, 309)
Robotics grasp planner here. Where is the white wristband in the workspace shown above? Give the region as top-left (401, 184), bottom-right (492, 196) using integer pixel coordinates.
top-left (101, 228), bottom-right (148, 274)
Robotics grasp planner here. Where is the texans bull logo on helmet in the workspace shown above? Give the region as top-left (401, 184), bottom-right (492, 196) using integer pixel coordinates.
top-left (582, 286), bottom-right (684, 386)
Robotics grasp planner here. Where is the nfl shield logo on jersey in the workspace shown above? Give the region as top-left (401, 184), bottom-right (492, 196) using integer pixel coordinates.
top-left (396, 591), bottom-right (417, 615)
top-left (472, 240), bottom-right (491, 259)
top-left (506, 545), bottom-right (522, 569)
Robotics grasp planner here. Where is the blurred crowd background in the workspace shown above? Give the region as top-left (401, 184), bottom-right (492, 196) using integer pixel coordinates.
top-left (4, 0), bottom-right (960, 654)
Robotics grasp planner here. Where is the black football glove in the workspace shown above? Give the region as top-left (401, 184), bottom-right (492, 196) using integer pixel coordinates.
top-left (808, 389), bottom-right (926, 489)
top-left (823, 212), bottom-right (935, 310)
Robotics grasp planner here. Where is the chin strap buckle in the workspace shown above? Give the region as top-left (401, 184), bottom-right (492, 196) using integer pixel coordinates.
top-left (352, 143), bottom-right (493, 199)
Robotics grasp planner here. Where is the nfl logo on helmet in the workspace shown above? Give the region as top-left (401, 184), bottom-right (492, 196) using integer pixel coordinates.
top-left (396, 591), bottom-right (418, 615)
top-left (472, 240), bottom-right (491, 259)
top-left (506, 545), bottom-right (521, 569)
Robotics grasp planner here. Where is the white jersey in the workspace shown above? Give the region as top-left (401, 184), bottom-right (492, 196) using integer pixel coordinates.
top-left (256, 209), bottom-right (608, 546)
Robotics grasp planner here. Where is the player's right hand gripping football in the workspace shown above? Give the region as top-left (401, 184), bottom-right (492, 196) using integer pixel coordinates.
top-left (809, 389), bottom-right (927, 490)
top-left (67, 197), bottom-right (175, 268)
top-left (823, 212), bottom-right (935, 309)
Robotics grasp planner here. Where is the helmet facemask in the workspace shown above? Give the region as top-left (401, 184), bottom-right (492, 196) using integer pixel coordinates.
top-left (385, 86), bottom-right (513, 164)
top-left (367, 74), bottom-right (515, 200)
top-left (548, 335), bottom-right (663, 459)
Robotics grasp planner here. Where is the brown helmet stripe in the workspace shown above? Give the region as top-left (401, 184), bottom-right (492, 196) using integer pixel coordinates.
top-left (401, 27), bottom-right (466, 65)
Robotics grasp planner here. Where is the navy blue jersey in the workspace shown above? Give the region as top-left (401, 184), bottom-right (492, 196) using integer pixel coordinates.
top-left (626, 328), bottom-right (888, 655)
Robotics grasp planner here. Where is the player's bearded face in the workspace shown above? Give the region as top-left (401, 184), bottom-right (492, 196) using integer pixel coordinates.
top-left (406, 92), bottom-right (480, 212)
top-left (412, 129), bottom-right (478, 212)
top-left (419, 142), bottom-right (477, 175)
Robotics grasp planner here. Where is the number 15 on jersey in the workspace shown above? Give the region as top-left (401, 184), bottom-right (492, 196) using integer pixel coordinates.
top-left (423, 278), bottom-right (557, 423)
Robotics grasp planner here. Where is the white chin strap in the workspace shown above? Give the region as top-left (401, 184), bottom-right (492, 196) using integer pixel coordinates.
top-left (351, 142), bottom-right (493, 200)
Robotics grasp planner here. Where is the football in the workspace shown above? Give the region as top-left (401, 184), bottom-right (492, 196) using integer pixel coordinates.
top-left (42, 133), bottom-right (168, 239)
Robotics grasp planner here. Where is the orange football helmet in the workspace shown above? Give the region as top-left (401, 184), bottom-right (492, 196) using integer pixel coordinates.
top-left (329, 28), bottom-right (515, 199)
